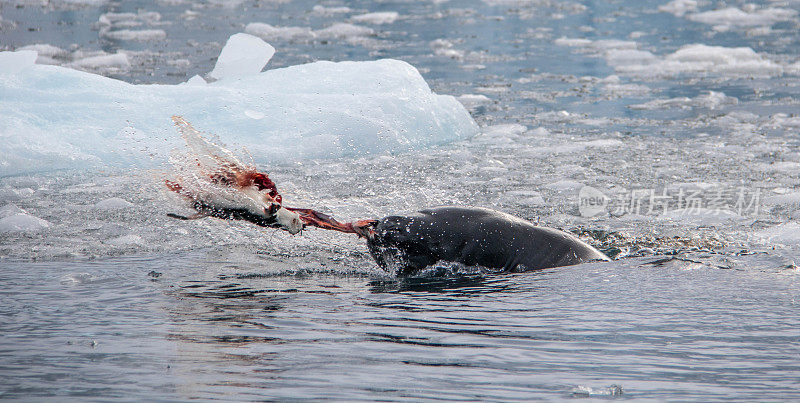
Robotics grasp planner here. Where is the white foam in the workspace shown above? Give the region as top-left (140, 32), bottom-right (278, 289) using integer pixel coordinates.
top-left (208, 33), bottom-right (275, 81)
top-left (351, 12), bottom-right (399, 25)
top-left (0, 38), bottom-right (478, 176)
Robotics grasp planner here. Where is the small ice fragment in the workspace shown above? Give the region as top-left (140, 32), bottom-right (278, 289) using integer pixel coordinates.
top-left (351, 11), bottom-right (399, 25)
top-left (95, 197), bottom-right (134, 210)
top-left (208, 33), bottom-right (275, 80)
top-left (0, 50), bottom-right (38, 75)
top-left (0, 213), bottom-right (50, 233)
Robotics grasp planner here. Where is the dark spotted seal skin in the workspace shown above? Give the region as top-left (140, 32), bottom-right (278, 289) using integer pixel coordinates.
top-left (367, 206), bottom-right (609, 275)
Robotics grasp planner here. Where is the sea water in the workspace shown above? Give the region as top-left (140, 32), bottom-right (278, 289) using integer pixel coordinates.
top-left (1, 0), bottom-right (800, 400)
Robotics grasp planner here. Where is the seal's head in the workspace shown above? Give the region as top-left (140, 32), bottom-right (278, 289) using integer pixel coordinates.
top-left (366, 215), bottom-right (438, 276)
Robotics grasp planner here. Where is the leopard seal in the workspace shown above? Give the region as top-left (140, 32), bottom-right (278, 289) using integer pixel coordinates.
top-left (366, 206), bottom-right (609, 275)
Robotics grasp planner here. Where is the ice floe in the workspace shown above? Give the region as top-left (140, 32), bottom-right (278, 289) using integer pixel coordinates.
top-left (629, 91), bottom-right (738, 110)
top-left (0, 34), bottom-right (478, 176)
top-left (687, 6), bottom-right (797, 31)
top-left (658, 0), bottom-right (697, 17)
top-left (351, 12), bottom-right (399, 25)
top-left (556, 38), bottom-right (793, 79)
top-left (311, 5), bottom-right (352, 15)
top-left (97, 11), bottom-right (167, 42)
top-left (245, 22), bottom-right (373, 42)
top-left (208, 33), bottom-right (275, 81)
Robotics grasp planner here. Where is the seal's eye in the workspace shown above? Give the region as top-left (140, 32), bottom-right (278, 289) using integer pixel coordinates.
top-left (266, 202), bottom-right (280, 216)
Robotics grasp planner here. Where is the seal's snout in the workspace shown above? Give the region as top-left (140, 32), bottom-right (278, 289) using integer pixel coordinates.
top-left (276, 207), bottom-right (303, 235)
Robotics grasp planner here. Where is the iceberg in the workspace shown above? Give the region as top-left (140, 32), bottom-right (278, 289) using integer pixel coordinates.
top-left (0, 35), bottom-right (478, 177)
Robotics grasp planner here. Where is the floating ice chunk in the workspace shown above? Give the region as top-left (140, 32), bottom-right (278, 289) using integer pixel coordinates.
top-left (18, 44), bottom-right (68, 65)
top-left (0, 36), bottom-right (478, 176)
top-left (630, 91), bottom-right (737, 110)
top-left (208, 33), bottom-right (275, 81)
top-left (558, 38), bottom-right (788, 79)
top-left (245, 23), bottom-right (315, 40)
top-left (688, 6), bottom-right (797, 30)
top-left (68, 52), bottom-right (130, 70)
top-left (97, 11), bottom-right (165, 41)
top-left (245, 22), bottom-right (373, 43)
top-left (457, 94), bottom-right (491, 108)
top-left (351, 11), bottom-right (399, 25)
top-left (554, 37), bottom-right (592, 47)
top-left (101, 29), bottom-right (167, 41)
top-left (94, 197), bottom-right (134, 210)
top-left (0, 50), bottom-right (38, 75)
top-left (658, 0), bottom-right (697, 17)
top-left (311, 5), bottom-right (351, 15)
top-left (430, 39), bottom-right (465, 59)
top-left (0, 212), bottom-right (50, 233)
top-left (316, 23), bottom-right (373, 38)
